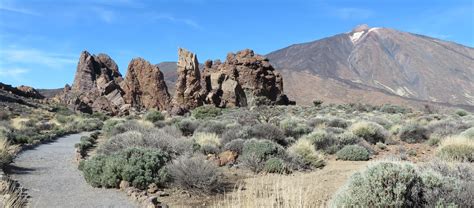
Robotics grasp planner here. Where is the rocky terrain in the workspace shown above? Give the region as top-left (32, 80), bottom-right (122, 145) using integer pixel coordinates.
top-left (53, 48), bottom-right (292, 116)
top-left (266, 24), bottom-right (474, 107)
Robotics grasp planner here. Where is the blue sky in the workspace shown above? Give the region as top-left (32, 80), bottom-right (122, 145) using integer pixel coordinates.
top-left (0, 0), bottom-right (473, 89)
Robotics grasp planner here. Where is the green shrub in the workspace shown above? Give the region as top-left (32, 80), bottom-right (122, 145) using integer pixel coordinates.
top-left (279, 117), bottom-right (311, 138)
top-left (80, 148), bottom-right (170, 189)
top-left (192, 106), bottom-right (222, 120)
top-left (460, 127), bottom-right (474, 139)
top-left (398, 122), bottom-right (428, 143)
top-left (332, 160), bottom-right (473, 207)
top-left (263, 158), bottom-right (288, 174)
top-left (454, 109), bottom-right (468, 117)
top-left (287, 138), bottom-right (325, 169)
top-left (240, 139), bottom-right (285, 173)
top-left (97, 128), bottom-right (193, 157)
top-left (248, 123), bottom-right (286, 146)
top-left (305, 130), bottom-right (336, 152)
top-left (331, 162), bottom-right (423, 207)
top-left (336, 145), bottom-right (370, 161)
top-left (195, 120), bottom-right (226, 135)
top-left (167, 155), bottom-right (220, 192)
top-left (144, 110), bottom-right (165, 122)
top-left (379, 104), bottom-right (411, 114)
top-left (177, 118), bottom-right (199, 136)
top-left (437, 136), bottom-right (474, 162)
top-left (350, 121), bottom-right (388, 144)
top-left (327, 118), bottom-right (350, 129)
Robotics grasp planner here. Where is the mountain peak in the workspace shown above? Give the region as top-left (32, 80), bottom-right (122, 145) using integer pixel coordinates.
top-left (352, 24), bottom-right (369, 33)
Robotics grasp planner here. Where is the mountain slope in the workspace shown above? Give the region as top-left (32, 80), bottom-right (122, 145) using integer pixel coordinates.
top-left (267, 25), bottom-right (474, 107)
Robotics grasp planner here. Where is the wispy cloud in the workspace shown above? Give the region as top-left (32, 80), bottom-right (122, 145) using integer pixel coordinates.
top-left (0, 48), bottom-right (76, 70)
top-left (152, 14), bottom-right (202, 29)
top-left (334, 8), bottom-right (374, 20)
top-left (0, 2), bottom-right (40, 16)
top-left (0, 68), bottom-right (28, 77)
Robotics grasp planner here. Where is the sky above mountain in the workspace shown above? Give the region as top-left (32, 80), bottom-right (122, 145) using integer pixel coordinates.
top-left (0, 0), bottom-right (473, 88)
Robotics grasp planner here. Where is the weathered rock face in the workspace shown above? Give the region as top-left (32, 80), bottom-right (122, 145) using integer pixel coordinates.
top-left (171, 48), bottom-right (203, 114)
top-left (122, 58), bottom-right (171, 111)
top-left (201, 49), bottom-right (292, 107)
top-left (56, 51), bottom-right (125, 115)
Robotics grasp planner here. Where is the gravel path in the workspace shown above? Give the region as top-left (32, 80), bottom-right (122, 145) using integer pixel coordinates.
top-left (8, 133), bottom-right (136, 208)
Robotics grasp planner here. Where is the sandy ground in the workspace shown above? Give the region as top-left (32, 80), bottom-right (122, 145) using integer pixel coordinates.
top-left (7, 133), bottom-right (136, 208)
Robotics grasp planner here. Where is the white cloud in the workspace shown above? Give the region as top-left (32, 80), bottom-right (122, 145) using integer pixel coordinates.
top-left (0, 48), bottom-right (76, 70)
top-left (0, 68), bottom-right (28, 77)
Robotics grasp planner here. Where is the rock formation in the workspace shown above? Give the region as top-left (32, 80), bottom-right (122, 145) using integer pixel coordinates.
top-left (201, 49), bottom-right (292, 107)
top-left (171, 48), bottom-right (203, 114)
top-left (122, 58), bottom-right (171, 111)
top-left (0, 82), bottom-right (44, 99)
top-left (56, 51), bottom-right (126, 115)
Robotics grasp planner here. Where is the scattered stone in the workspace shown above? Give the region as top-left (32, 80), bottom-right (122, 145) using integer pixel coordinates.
top-left (120, 181), bottom-right (130, 190)
top-left (217, 151), bottom-right (238, 166)
top-left (147, 183), bottom-right (158, 194)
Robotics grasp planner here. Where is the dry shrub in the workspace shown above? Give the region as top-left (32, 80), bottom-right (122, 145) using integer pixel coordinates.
top-left (167, 154), bottom-right (220, 192)
top-left (212, 172), bottom-right (328, 208)
top-left (437, 136), bottom-right (474, 162)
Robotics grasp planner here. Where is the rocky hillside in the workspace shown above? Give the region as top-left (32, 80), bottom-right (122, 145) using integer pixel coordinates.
top-left (266, 24), bottom-right (474, 107)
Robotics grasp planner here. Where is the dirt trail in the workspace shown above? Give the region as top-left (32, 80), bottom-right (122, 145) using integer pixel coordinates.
top-left (8, 133), bottom-right (136, 208)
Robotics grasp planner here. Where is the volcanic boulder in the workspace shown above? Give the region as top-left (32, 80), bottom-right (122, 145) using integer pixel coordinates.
top-left (122, 58), bottom-right (171, 111)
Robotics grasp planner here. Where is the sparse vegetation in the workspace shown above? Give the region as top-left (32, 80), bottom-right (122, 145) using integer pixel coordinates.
top-left (336, 145), bottom-right (370, 161)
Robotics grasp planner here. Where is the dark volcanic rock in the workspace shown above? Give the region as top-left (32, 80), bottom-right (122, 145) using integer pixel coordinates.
top-left (122, 58), bottom-right (171, 111)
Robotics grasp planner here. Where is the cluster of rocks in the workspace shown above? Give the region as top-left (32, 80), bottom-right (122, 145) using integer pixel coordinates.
top-left (0, 82), bottom-right (44, 99)
top-left (56, 48), bottom-right (293, 115)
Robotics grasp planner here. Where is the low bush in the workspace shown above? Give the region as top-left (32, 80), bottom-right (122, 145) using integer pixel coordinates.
top-left (331, 161), bottom-right (423, 207)
top-left (454, 109), bottom-right (468, 117)
top-left (194, 132), bottom-right (221, 149)
top-left (379, 104), bottom-right (411, 114)
top-left (144, 110), bottom-right (165, 123)
top-left (279, 117), bottom-right (311, 138)
top-left (436, 136), bottom-right (474, 162)
top-left (304, 130), bottom-right (336, 153)
top-left (263, 158), bottom-right (288, 174)
top-left (239, 139), bottom-right (285, 173)
top-left (176, 118), bottom-right (199, 136)
top-left (223, 138), bottom-right (245, 154)
top-left (460, 127), bottom-right (474, 139)
top-left (0, 137), bottom-right (13, 168)
top-left (350, 121), bottom-right (388, 144)
top-left (336, 145), bottom-right (370, 161)
top-left (80, 147), bottom-right (170, 189)
top-left (97, 128), bottom-right (193, 157)
top-left (331, 160), bottom-right (473, 207)
top-left (167, 155), bottom-right (220, 192)
top-left (248, 123), bottom-right (286, 146)
top-left (398, 122), bottom-right (428, 143)
top-left (195, 120), bottom-right (226, 135)
top-left (192, 105), bottom-right (222, 120)
top-left (287, 138), bottom-right (325, 169)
